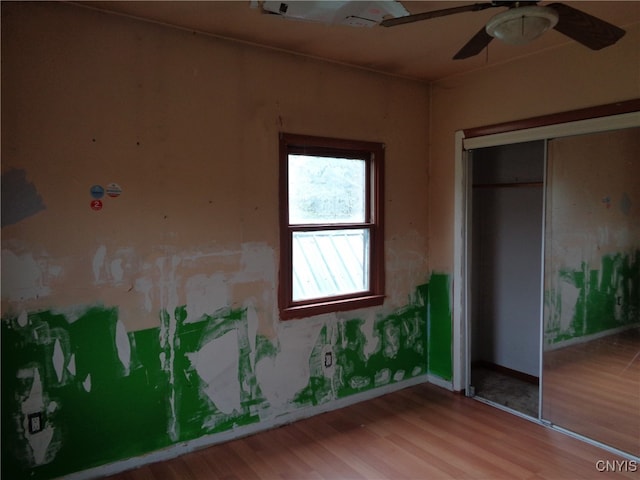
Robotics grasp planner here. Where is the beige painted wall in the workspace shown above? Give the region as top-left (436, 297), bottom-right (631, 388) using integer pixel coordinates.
top-left (1, 2), bottom-right (430, 332)
top-left (546, 128), bottom-right (640, 268)
top-left (2, 6), bottom-right (435, 474)
top-left (429, 22), bottom-right (640, 274)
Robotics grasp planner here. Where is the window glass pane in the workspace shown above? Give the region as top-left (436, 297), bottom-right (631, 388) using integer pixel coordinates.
top-left (292, 229), bottom-right (369, 301)
top-left (288, 155), bottom-right (366, 224)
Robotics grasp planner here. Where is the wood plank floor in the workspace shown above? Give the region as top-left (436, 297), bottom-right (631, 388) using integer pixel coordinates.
top-left (106, 382), bottom-right (637, 480)
top-left (543, 329), bottom-right (640, 457)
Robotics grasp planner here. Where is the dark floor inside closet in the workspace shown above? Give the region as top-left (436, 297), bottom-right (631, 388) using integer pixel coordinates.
top-left (472, 365), bottom-right (539, 418)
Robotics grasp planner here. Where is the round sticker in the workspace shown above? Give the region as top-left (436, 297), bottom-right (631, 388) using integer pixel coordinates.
top-left (90, 200), bottom-right (103, 211)
top-left (106, 183), bottom-right (122, 198)
top-left (90, 185), bottom-right (105, 199)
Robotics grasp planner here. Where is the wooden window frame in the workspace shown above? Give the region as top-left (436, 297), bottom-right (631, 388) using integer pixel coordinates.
top-left (279, 133), bottom-right (385, 320)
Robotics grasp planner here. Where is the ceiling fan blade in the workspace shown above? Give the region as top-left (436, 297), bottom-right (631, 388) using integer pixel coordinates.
top-left (380, 2), bottom-right (496, 27)
top-left (453, 27), bottom-right (494, 59)
top-left (548, 3), bottom-right (626, 50)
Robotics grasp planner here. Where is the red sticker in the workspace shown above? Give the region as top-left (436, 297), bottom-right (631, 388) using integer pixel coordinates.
top-left (90, 200), bottom-right (103, 211)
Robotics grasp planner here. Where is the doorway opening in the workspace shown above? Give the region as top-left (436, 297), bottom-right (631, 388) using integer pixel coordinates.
top-left (467, 140), bottom-right (545, 419)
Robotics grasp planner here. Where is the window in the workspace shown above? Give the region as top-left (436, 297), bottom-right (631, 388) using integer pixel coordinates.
top-left (279, 133), bottom-right (385, 319)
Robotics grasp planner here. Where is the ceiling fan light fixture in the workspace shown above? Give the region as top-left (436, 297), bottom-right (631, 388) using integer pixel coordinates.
top-left (486, 6), bottom-right (559, 45)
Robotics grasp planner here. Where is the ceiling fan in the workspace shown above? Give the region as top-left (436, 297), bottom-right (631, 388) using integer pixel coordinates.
top-left (380, 1), bottom-right (626, 60)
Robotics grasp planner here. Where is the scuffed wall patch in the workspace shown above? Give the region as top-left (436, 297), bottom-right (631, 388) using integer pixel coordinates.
top-left (170, 306), bottom-right (264, 439)
top-left (1, 250), bottom-right (53, 302)
top-left (1, 169), bottom-right (46, 227)
top-left (187, 329), bottom-right (241, 415)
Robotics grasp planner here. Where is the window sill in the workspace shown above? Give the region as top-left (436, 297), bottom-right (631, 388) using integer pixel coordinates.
top-left (280, 294), bottom-right (385, 320)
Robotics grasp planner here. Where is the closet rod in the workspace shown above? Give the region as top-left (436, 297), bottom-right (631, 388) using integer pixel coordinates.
top-left (473, 181), bottom-right (543, 189)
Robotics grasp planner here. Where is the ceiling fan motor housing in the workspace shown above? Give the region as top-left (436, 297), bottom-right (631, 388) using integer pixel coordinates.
top-left (486, 5), bottom-right (559, 45)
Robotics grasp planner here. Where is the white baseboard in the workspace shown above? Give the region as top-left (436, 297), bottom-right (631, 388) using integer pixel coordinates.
top-left (427, 374), bottom-right (453, 391)
top-left (545, 323), bottom-right (639, 351)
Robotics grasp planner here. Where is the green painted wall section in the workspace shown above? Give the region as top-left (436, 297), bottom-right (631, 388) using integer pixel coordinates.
top-left (545, 251), bottom-right (640, 344)
top-left (1, 308), bottom-right (170, 480)
top-left (2, 276), bottom-right (453, 480)
top-left (166, 306), bottom-right (264, 440)
top-left (294, 294), bottom-right (430, 406)
top-left (427, 274), bottom-right (453, 381)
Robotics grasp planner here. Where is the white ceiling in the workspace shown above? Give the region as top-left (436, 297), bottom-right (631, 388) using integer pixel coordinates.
top-left (73, 1), bottom-right (640, 82)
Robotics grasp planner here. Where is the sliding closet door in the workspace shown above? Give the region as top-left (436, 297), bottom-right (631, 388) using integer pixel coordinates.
top-left (542, 127), bottom-right (640, 456)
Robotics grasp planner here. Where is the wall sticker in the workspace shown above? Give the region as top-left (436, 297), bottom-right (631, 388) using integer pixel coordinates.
top-left (90, 185), bottom-right (105, 200)
top-left (106, 183), bottom-right (122, 198)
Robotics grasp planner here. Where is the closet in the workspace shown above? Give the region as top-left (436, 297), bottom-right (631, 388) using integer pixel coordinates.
top-left (468, 141), bottom-right (544, 417)
top-left (456, 112), bottom-right (639, 459)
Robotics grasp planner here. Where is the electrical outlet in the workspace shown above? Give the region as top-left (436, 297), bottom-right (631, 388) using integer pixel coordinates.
top-left (28, 412), bottom-right (43, 434)
top-left (324, 351), bottom-right (333, 368)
